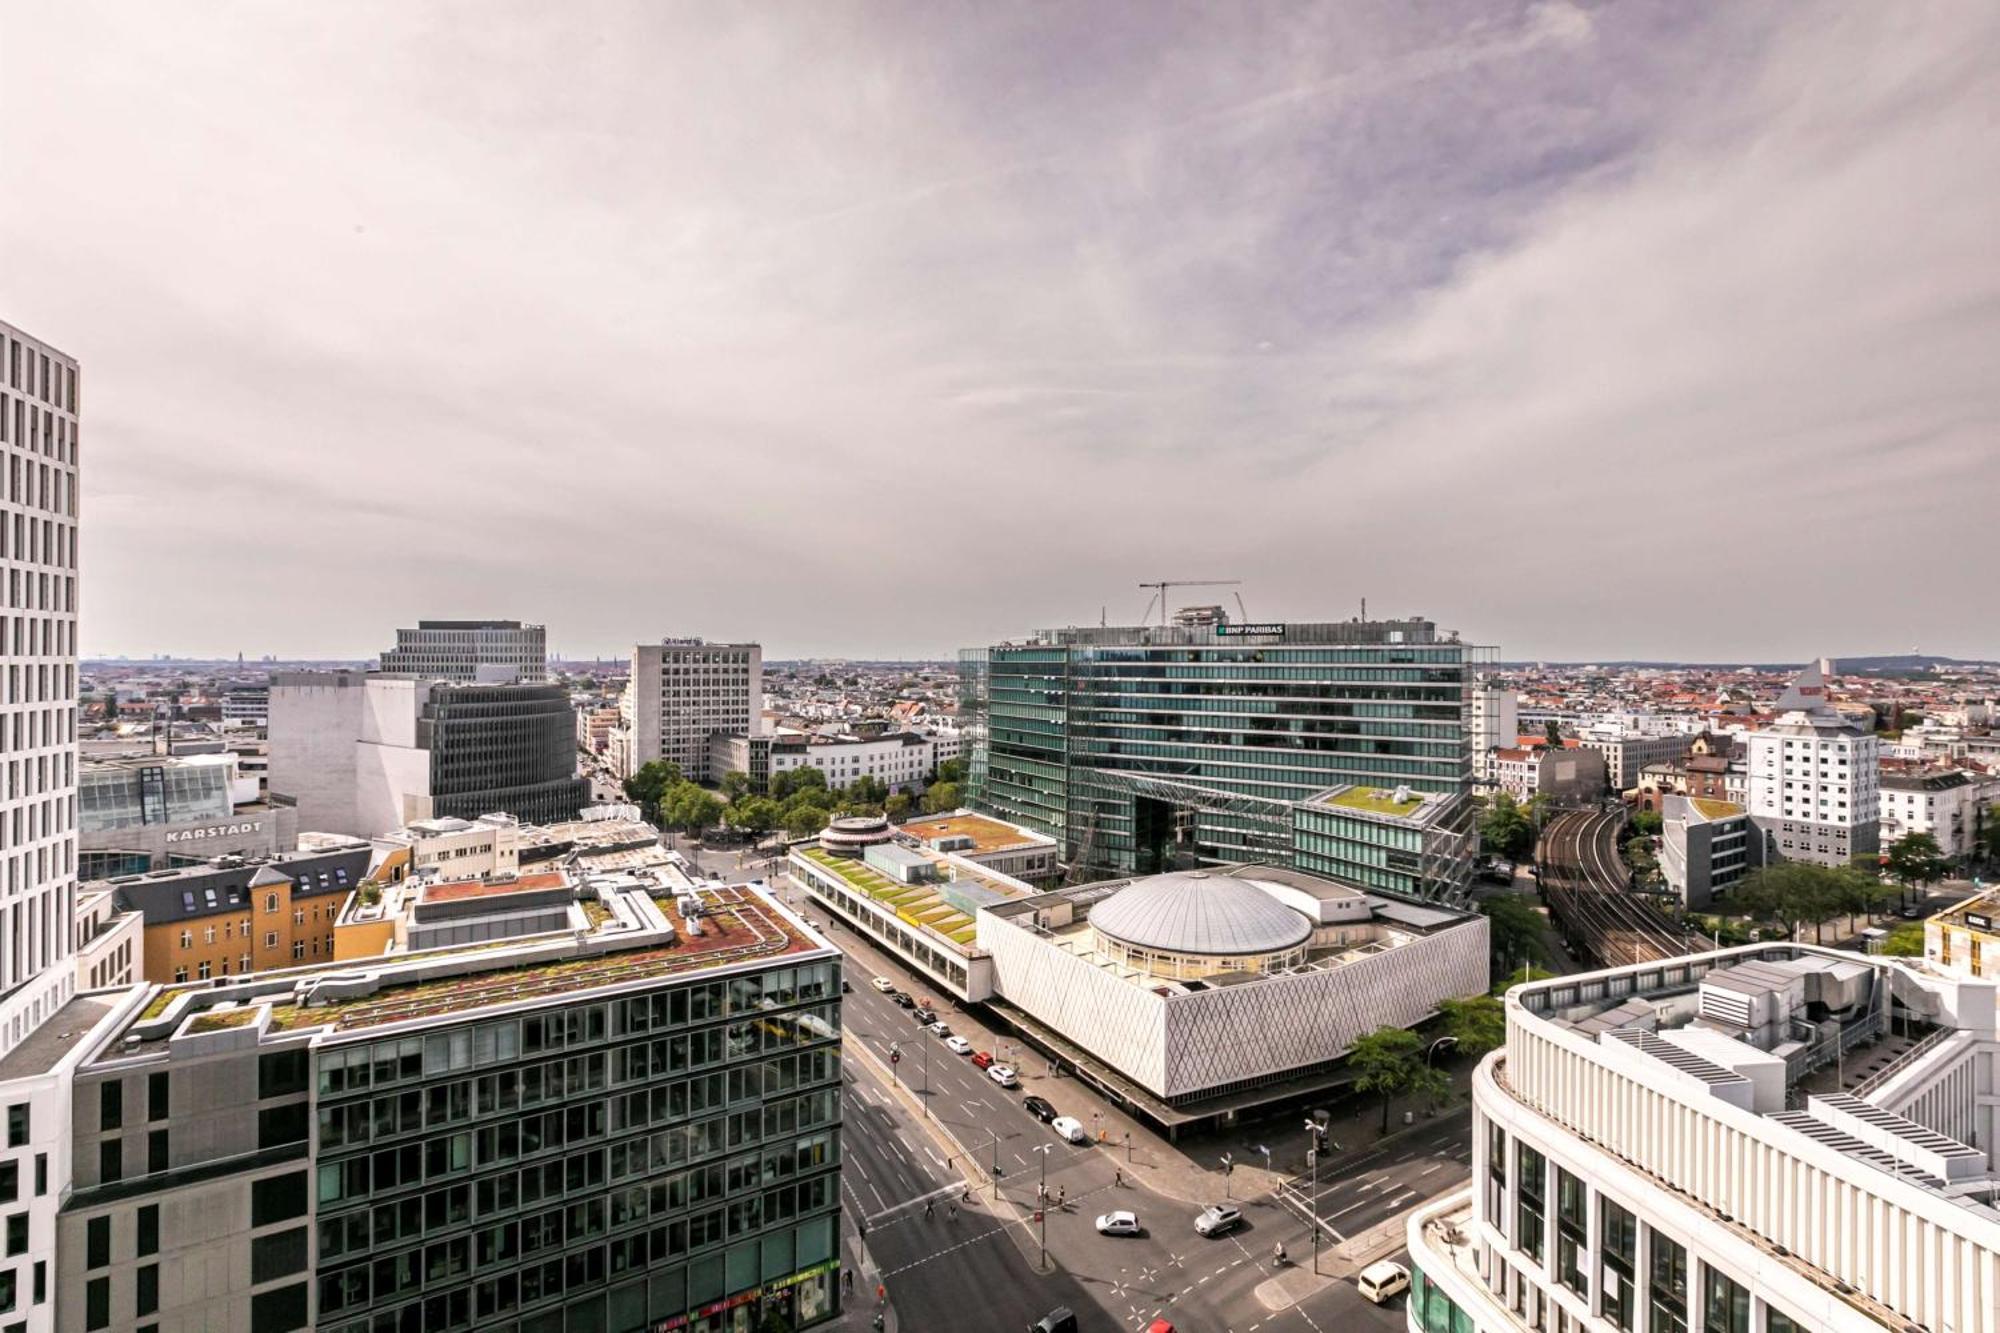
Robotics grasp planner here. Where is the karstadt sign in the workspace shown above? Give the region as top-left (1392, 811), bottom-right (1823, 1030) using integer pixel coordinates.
top-left (164, 820), bottom-right (265, 845)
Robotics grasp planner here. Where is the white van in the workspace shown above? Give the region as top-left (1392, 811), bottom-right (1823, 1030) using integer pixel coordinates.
top-left (1356, 1259), bottom-right (1411, 1304)
top-left (1050, 1115), bottom-right (1089, 1145)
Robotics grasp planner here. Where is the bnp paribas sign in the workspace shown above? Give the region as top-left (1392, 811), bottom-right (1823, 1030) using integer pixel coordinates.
top-left (1215, 624), bottom-right (1285, 638)
top-left (165, 820), bottom-right (265, 845)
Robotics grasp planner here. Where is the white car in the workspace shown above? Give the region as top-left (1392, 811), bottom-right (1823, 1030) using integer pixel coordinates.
top-left (1194, 1203), bottom-right (1242, 1237)
top-left (1357, 1259), bottom-right (1411, 1305)
top-left (1094, 1210), bottom-right (1142, 1237)
top-left (987, 1064), bottom-right (1019, 1087)
top-left (943, 1035), bottom-right (972, 1055)
top-left (870, 977), bottom-right (896, 994)
top-left (1050, 1115), bottom-right (1089, 1145)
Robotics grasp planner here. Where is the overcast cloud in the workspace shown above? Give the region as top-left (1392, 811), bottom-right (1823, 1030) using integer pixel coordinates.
top-left (4, 1), bottom-right (1994, 662)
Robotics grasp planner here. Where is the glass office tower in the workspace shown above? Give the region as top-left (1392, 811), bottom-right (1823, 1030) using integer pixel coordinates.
top-left (964, 617), bottom-right (1481, 878)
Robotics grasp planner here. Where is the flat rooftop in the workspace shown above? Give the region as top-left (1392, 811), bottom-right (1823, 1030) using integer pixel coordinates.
top-left (792, 842), bottom-right (1035, 951)
top-left (105, 885), bottom-right (825, 1055)
top-left (0, 995), bottom-right (122, 1079)
top-left (1314, 785), bottom-right (1430, 819)
top-left (1690, 798), bottom-right (1744, 819)
top-left (420, 871), bottom-right (568, 903)
top-left (897, 812), bottom-right (1052, 853)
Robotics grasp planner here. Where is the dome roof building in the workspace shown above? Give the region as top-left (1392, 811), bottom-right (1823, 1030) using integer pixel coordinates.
top-left (1088, 870), bottom-right (1311, 979)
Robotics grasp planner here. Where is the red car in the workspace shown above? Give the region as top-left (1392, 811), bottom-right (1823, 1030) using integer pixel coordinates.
top-left (970, 1051), bottom-right (995, 1069)
top-left (1146, 1321), bottom-right (1177, 1333)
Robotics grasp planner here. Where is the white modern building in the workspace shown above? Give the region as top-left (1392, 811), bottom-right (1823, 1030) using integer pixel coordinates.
top-left (1746, 663), bottom-right (1880, 868)
top-left (1472, 683), bottom-right (1521, 785)
top-left (1407, 945), bottom-right (2000, 1333)
top-left (708, 728), bottom-right (947, 793)
top-left (0, 319), bottom-right (83, 1062)
top-left (1878, 768), bottom-right (1983, 860)
top-left (615, 638), bottom-right (762, 781)
top-left (378, 618), bottom-right (546, 683)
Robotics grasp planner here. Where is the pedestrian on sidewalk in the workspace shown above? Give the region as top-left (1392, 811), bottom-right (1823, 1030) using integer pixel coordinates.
top-left (947, 1203), bottom-right (958, 1222)
top-left (1056, 1185), bottom-right (1065, 1207)
top-left (1114, 1168), bottom-right (1122, 1187)
top-left (923, 1199), bottom-right (933, 1219)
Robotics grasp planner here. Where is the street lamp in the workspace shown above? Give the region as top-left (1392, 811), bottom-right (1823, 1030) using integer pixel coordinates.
top-left (1030, 1143), bottom-right (1056, 1272)
top-left (1218, 1152), bottom-right (1234, 1200)
top-left (1303, 1114), bottom-right (1337, 1275)
top-left (1425, 1035), bottom-right (1458, 1068)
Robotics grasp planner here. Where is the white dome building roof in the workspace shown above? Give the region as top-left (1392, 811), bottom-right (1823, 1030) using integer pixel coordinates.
top-left (1089, 871), bottom-right (1310, 958)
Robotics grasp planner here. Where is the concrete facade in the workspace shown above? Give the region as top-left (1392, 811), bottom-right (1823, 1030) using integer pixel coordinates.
top-left (618, 640), bottom-right (762, 782)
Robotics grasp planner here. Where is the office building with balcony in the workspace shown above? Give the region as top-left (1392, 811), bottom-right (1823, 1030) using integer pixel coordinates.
top-left (53, 879), bottom-right (843, 1333)
top-left (1406, 945), bottom-right (2000, 1333)
top-left (963, 613), bottom-right (1482, 885)
top-left (380, 621), bottom-right (548, 685)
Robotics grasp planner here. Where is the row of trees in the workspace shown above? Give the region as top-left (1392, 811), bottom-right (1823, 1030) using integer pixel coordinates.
top-left (1349, 995), bottom-right (1507, 1131)
top-left (622, 756), bottom-right (972, 846)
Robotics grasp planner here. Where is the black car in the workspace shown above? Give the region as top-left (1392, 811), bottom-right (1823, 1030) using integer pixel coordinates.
top-left (1022, 1095), bottom-right (1058, 1123)
top-left (891, 992), bottom-right (916, 1009)
top-left (912, 1008), bottom-right (937, 1025)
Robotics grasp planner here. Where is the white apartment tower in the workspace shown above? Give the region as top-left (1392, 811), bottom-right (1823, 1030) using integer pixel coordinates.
top-left (1407, 946), bottom-right (2000, 1333)
top-left (379, 618), bottom-right (546, 683)
top-left (1472, 680), bottom-right (1521, 784)
top-left (1746, 661), bottom-right (1880, 867)
top-left (0, 320), bottom-right (81, 1059)
top-left (619, 638), bottom-right (761, 781)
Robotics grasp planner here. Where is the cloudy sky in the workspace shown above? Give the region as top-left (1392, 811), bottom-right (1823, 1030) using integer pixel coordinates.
top-left (4, 1), bottom-right (1995, 662)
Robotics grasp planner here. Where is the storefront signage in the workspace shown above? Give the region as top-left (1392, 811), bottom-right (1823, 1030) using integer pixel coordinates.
top-left (653, 1261), bottom-right (840, 1331)
top-left (165, 820), bottom-right (264, 845)
top-left (1967, 913), bottom-right (1993, 931)
top-left (1216, 623), bottom-right (1285, 637)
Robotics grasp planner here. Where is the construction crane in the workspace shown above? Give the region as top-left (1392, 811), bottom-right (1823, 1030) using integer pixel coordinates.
top-left (1137, 579), bottom-right (1245, 627)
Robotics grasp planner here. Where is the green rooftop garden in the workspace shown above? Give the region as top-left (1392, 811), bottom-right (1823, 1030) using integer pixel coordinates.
top-left (798, 846), bottom-right (977, 947)
top-left (1321, 786), bottom-right (1427, 817)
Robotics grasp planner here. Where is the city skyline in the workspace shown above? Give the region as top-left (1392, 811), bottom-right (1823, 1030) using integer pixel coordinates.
top-left (4, 1), bottom-right (1996, 662)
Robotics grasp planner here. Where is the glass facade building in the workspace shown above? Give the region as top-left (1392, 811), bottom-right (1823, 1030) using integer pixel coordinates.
top-left (964, 618), bottom-right (1482, 879)
top-left (420, 684), bottom-right (589, 827)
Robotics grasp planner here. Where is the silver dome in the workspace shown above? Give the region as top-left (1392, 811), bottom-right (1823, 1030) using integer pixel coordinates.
top-left (1088, 871), bottom-right (1310, 957)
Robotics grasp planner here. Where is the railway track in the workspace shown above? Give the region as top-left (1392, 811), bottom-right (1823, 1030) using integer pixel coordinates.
top-left (1537, 808), bottom-right (1696, 966)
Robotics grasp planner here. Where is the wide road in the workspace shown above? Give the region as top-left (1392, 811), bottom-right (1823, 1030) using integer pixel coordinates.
top-left (1280, 1113), bottom-right (1472, 1251)
top-left (833, 913), bottom-right (1410, 1333)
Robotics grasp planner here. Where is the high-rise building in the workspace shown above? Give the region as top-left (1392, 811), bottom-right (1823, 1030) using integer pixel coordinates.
top-left (963, 614), bottom-right (1481, 882)
top-left (616, 639), bottom-right (762, 781)
top-left (380, 620), bottom-right (547, 683)
top-left (1406, 945), bottom-right (2000, 1333)
top-left (0, 318), bottom-right (82, 1059)
top-left (1471, 680), bottom-right (1520, 785)
top-left (270, 673), bottom-right (586, 836)
top-left (1746, 662), bottom-right (1880, 867)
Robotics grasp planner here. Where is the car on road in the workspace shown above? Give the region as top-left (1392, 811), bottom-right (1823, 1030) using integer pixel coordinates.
top-left (1050, 1115), bottom-right (1089, 1144)
top-left (943, 1035), bottom-right (972, 1055)
top-left (1144, 1321), bottom-right (1177, 1333)
top-left (1194, 1203), bottom-right (1243, 1237)
top-left (870, 977), bottom-right (896, 993)
top-left (1029, 1309), bottom-right (1077, 1333)
top-left (1094, 1210), bottom-right (1143, 1237)
top-left (912, 1008), bottom-right (937, 1025)
top-left (1022, 1095), bottom-right (1057, 1122)
top-left (1357, 1258), bottom-right (1412, 1304)
top-left (988, 1064), bottom-right (1018, 1087)
top-left (891, 991), bottom-right (915, 1009)
top-left (1900, 905), bottom-right (1924, 919)
top-left (970, 1050), bottom-right (994, 1068)
top-left (928, 1022), bottom-right (952, 1038)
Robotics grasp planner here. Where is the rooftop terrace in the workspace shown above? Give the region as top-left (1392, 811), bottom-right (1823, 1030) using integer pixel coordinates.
top-left (897, 812), bottom-right (1050, 853)
top-left (1316, 785), bottom-right (1428, 818)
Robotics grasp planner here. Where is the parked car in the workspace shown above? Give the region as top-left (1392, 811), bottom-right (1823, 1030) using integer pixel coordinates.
top-left (1029, 1309), bottom-right (1077, 1333)
top-left (891, 991), bottom-right (916, 1009)
top-left (1900, 904), bottom-right (1924, 919)
top-left (840, 979), bottom-right (852, 993)
top-left (1095, 1210), bottom-right (1143, 1237)
top-left (970, 1051), bottom-right (995, 1069)
top-left (928, 1022), bottom-right (952, 1039)
top-left (1050, 1115), bottom-right (1089, 1144)
top-left (1194, 1203), bottom-right (1243, 1237)
top-left (1022, 1095), bottom-right (1058, 1122)
top-left (912, 1008), bottom-right (937, 1025)
top-left (944, 1035), bottom-right (973, 1055)
top-left (1144, 1321), bottom-right (1177, 1333)
top-left (988, 1064), bottom-right (1019, 1088)
top-left (870, 977), bottom-right (896, 994)
top-left (1357, 1259), bottom-right (1412, 1304)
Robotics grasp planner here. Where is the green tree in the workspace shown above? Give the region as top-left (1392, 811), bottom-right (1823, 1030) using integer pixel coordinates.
top-left (1478, 793), bottom-right (1535, 860)
top-left (884, 792), bottom-right (914, 822)
top-left (846, 775), bottom-right (890, 807)
top-left (1732, 862), bottom-right (1859, 944)
top-left (1490, 966), bottom-right (1555, 997)
top-left (726, 796), bottom-right (781, 843)
top-left (1544, 719), bottom-right (1564, 749)
top-left (660, 782), bottom-right (723, 841)
top-left (783, 804), bottom-right (829, 841)
top-left (624, 760), bottom-right (683, 812)
top-left (1885, 832), bottom-right (1948, 889)
top-left (1479, 894), bottom-right (1547, 974)
top-left (932, 757), bottom-right (969, 786)
top-left (1437, 995), bottom-right (1506, 1058)
top-left (719, 771), bottom-right (753, 806)
top-left (920, 781), bottom-right (962, 815)
top-left (1349, 1027), bottom-right (1451, 1133)
top-left (1879, 921), bottom-right (1927, 957)
top-left (1629, 809), bottom-right (1664, 838)
top-left (1624, 836), bottom-right (1660, 888)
